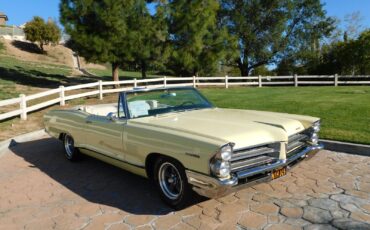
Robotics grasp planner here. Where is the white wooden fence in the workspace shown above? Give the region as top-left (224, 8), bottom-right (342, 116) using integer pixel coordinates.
top-left (1, 74), bottom-right (370, 121)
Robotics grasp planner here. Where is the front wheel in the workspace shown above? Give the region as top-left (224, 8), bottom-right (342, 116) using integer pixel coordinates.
top-left (154, 157), bottom-right (192, 209)
top-left (63, 134), bottom-right (80, 161)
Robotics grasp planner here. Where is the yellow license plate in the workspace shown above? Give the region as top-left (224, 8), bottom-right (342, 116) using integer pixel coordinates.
top-left (271, 167), bottom-right (287, 180)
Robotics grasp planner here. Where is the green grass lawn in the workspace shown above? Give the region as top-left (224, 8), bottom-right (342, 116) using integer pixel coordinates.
top-left (0, 55), bottom-right (73, 97)
top-left (200, 86), bottom-right (370, 145)
top-left (0, 79), bottom-right (18, 100)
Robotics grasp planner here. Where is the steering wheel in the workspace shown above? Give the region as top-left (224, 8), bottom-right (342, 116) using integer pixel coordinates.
top-left (179, 101), bottom-right (195, 107)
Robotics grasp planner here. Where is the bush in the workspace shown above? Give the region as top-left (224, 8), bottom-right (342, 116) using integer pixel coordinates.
top-left (24, 16), bottom-right (61, 53)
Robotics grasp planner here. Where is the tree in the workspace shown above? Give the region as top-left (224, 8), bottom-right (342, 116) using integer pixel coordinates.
top-left (219, 0), bottom-right (334, 76)
top-left (164, 0), bottom-right (237, 76)
top-left (343, 11), bottom-right (365, 40)
top-left (130, 1), bottom-right (169, 78)
top-left (60, 0), bottom-right (138, 82)
top-left (312, 30), bottom-right (370, 75)
top-left (24, 16), bottom-right (61, 52)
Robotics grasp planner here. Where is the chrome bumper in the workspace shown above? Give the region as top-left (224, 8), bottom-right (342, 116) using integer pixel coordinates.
top-left (186, 143), bottom-right (324, 198)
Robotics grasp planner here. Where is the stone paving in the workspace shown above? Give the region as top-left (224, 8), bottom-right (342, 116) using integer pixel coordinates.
top-left (1, 136), bottom-right (370, 230)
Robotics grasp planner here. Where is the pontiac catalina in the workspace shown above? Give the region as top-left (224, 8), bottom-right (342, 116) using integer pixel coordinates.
top-left (44, 87), bottom-right (323, 208)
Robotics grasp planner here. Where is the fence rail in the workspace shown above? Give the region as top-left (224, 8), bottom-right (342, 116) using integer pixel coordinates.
top-left (1, 74), bottom-right (370, 121)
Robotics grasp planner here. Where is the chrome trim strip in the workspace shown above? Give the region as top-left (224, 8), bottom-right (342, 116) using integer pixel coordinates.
top-left (236, 159), bottom-right (286, 179)
top-left (186, 143), bottom-right (324, 198)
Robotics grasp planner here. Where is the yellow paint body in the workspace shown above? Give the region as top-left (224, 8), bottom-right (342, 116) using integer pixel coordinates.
top-left (44, 107), bottom-right (319, 177)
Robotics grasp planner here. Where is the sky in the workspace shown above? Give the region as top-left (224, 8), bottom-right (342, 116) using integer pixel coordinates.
top-left (1, 0), bottom-right (370, 29)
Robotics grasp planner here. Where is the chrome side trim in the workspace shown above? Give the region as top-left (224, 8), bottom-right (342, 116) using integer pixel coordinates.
top-left (236, 159), bottom-right (286, 179)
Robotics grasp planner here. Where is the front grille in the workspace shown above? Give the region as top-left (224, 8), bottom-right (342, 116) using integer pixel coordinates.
top-left (287, 129), bottom-right (312, 157)
top-left (230, 143), bottom-right (280, 172)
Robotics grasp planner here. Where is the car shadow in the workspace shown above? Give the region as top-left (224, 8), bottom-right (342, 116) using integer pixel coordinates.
top-left (9, 137), bottom-right (205, 215)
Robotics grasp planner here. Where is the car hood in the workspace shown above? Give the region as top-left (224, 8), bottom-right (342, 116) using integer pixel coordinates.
top-left (130, 108), bottom-right (318, 149)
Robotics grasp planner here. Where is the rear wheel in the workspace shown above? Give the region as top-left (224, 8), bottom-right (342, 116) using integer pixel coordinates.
top-left (63, 134), bottom-right (80, 161)
top-left (153, 157), bottom-right (192, 209)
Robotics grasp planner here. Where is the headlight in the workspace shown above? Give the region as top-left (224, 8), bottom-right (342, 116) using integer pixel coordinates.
top-left (210, 160), bottom-right (231, 178)
top-left (313, 121), bottom-right (321, 132)
top-left (310, 121), bottom-right (320, 145)
top-left (210, 143), bottom-right (234, 179)
top-left (310, 133), bottom-right (319, 145)
top-left (220, 145), bottom-right (232, 161)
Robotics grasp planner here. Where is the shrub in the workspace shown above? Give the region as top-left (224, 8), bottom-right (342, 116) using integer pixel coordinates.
top-left (24, 16), bottom-right (61, 53)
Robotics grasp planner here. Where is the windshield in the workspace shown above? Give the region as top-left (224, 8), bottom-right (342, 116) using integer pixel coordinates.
top-left (125, 88), bottom-right (213, 118)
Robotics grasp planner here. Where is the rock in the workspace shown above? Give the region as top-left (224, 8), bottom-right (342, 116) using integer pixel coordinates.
top-left (332, 218), bottom-right (370, 230)
top-left (280, 207), bottom-right (303, 218)
top-left (331, 209), bottom-right (350, 219)
top-left (308, 198), bottom-right (339, 211)
top-left (304, 224), bottom-right (337, 230)
top-left (331, 194), bottom-right (369, 207)
top-left (250, 203), bottom-right (279, 215)
top-left (264, 223), bottom-right (301, 230)
top-left (238, 211), bottom-right (267, 229)
top-left (302, 206), bottom-right (332, 224)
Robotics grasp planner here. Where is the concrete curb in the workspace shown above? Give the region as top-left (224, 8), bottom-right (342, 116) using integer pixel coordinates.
top-left (321, 139), bottom-right (370, 157)
top-left (0, 129), bottom-right (46, 157)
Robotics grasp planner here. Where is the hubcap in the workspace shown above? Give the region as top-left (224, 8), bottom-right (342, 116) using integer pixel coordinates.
top-left (64, 135), bottom-right (74, 158)
top-left (158, 162), bottom-right (183, 200)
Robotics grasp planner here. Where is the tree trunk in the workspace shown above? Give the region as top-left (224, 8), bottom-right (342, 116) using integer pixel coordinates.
top-left (39, 42), bottom-right (44, 53)
top-left (112, 62), bottom-right (120, 88)
top-left (141, 60), bottom-right (147, 79)
top-left (237, 59), bottom-right (249, 76)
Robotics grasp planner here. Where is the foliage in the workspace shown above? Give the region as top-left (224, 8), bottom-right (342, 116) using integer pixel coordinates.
top-left (61, 0), bottom-right (135, 81)
top-left (23, 16), bottom-right (61, 52)
top-left (250, 65), bottom-right (273, 76)
top-left (219, 0), bottom-right (335, 76)
top-left (311, 30), bottom-right (370, 75)
top-left (163, 0), bottom-right (237, 76)
top-left (129, 1), bottom-right (169, 78)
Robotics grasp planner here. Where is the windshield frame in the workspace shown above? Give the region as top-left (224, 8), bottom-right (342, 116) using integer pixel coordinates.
top-left (118, 87), bottom-right (214, 119)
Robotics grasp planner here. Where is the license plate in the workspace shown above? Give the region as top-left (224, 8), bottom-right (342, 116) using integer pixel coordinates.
top-left (271, 167), bottom-right (287, 180)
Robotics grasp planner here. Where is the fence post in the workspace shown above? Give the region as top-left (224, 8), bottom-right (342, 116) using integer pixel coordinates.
top-left (59, 86), bottom-right (65, 106)
top-left (294, 74), bottom-right (298, 87)
top-left (164, 76), bottom-right (167, 88)
top-left (19, 94), bottom-right (27, 120)
top-left (258, 75), bottom-right (262, 87)
top-left (334, 74), bottom-right (338, 87)
top-left (98, 80), bottom-right (103, 100)
top-left (134, 78), bottom-right (137, 88)
top-left (193, 76), bottom-right (196, 88)
top-left (225, 75), bottom-right (229, 88)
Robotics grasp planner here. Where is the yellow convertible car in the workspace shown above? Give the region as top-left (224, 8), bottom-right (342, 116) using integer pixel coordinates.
top-left (44, 87), bottom-right (323, 208)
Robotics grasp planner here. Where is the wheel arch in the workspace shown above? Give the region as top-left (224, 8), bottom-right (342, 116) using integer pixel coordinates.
top-left (145, 153), bottom-right (186, 180)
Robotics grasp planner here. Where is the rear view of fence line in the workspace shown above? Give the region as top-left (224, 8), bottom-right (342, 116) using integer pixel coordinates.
top-left (1, 74), bottom-right (370, 121)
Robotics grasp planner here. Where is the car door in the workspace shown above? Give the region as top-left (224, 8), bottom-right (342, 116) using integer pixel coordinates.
top-left (82, 93), bottom-right (129, 161)
top-left (83, 115), bottom-right (126, 161)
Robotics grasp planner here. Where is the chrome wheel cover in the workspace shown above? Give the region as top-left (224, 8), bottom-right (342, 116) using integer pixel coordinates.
top-left (64, 135), bottom-right (74, 158)
top-left (158, 162), bottom-right (183, 200)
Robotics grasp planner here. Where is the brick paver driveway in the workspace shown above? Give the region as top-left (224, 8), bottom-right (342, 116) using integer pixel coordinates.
top-left (1, 136), bottom-right (370, 230)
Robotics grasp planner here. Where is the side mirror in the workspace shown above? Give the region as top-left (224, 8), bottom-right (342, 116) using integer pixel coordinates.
top-left (107, 112), bottom-right (118, 121)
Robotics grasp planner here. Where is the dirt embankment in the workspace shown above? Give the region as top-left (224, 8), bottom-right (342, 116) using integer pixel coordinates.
top-left (3, 39), bottom-right (74, 67)
top-left (2, 39), bottom-right (107, 71)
